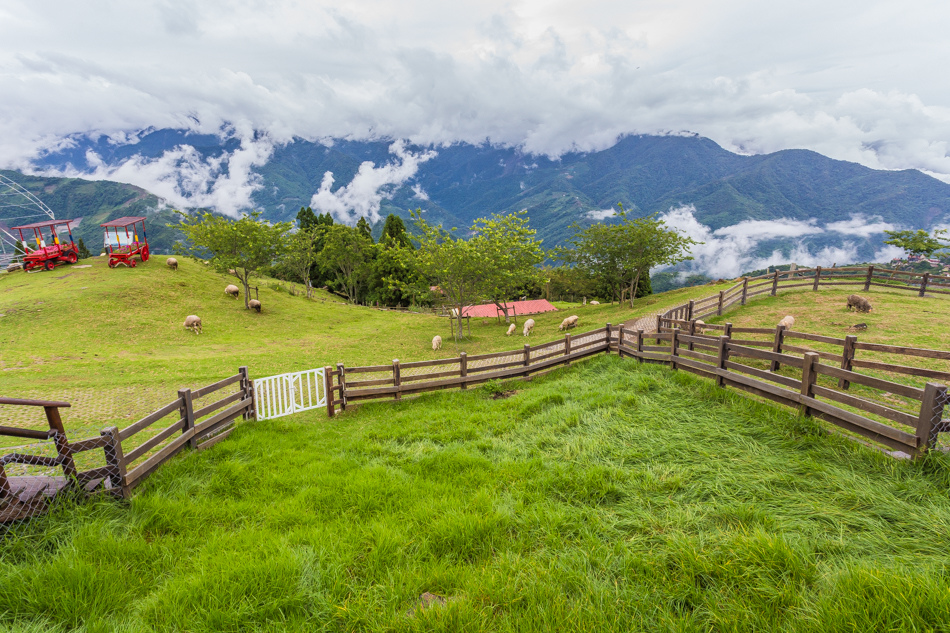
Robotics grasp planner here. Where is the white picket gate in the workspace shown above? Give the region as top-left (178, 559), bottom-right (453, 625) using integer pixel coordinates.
top-left (253, 368), bottom-right (326, 421)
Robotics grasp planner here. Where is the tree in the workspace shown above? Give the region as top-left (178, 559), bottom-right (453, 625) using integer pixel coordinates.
top-left (470, 211), bottom-right (545, 323)
top-left (283, 228), bottom-right (318, 298)
top-left (381, 214), bottom-right (413, 249)
top-left (175, 211), bottom-right (291, 309)
top-left (884, 229), bottom-right (949, 258)
top-left (557, 205), bottom-right (698, 308)
top-left (317, 224), bottom-right (373, 303)
top-left (356, 216), bottom-right (374, 242)
top-left (76, 238), bottom-right (92, 259)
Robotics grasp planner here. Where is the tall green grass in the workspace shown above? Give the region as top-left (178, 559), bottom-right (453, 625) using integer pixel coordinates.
top-left (2, 356), bottom-right (950, 632)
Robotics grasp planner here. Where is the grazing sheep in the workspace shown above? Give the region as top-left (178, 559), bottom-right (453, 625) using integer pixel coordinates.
top-left (506, 323), bottom-right (516, 336)
top-left (249, 299), bottom-right (262, 313)
top-left (225, 284), bottom-right (240, 299)
top-left (432, 335), bottom-right (442, 350)
top-left (694, 319), bottom-right (706, 334)
top-left (558, 315), bottom-right (579, 331)
top-left (523, 318), bottom-right (535, 337)
top-left (778, 315), bottom-right (795, 329)
top-left (847, 294), bottom-right (872, 313)
top-left (590, 300), bottom-right (600, 305)
top-left (166, 257), bottom-right (178, 271)
top-left (183, 315), bottom-right (202, 335)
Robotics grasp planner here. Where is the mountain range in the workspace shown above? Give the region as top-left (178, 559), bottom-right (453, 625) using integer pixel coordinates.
top-left (3, 131), bottom-right (949, 274)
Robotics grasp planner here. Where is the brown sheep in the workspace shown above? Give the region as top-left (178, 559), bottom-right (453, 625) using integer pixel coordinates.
top-left (225, 284), bottom-right (240, 299)
top-left (166, 257), bottom-right (178, 271)
top-left (249, 299), bottom-right (262, 313)
top-left (183, 315), bottom-right (202, 334)
top-left (847, 294), bottom-right (872, 313)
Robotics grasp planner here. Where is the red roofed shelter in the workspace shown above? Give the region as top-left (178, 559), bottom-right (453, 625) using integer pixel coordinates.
top-left (461, 299), bottom-right (557, 319)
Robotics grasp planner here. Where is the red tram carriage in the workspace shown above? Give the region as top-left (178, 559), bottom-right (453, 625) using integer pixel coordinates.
top-left (101, 217), bottom-right (150, 268)
top-left (11, 219), bottom-right (80, 271)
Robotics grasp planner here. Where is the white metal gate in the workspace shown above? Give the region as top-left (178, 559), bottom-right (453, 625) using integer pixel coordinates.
top-left (253, 368), bottom-right (326, 421)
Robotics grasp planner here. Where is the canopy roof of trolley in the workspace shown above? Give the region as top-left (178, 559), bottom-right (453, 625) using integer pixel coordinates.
top-left (100, 216), bottom-right (146, 228)
top-left (11, 219), bottom-right (76, 231)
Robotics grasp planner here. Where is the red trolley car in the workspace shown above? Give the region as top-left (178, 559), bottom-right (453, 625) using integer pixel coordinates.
top-left (101, 217), bottom-right (150, 268)
top-left (11, 219), bottom-right (80, 272)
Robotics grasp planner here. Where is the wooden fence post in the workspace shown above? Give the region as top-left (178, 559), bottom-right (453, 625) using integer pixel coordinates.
top-left (723, 322), bottom-right (733, 339)
top-left (178, 388), bottom-right (196, 449)
top-left (687, 300), bottom-right (694, 321)
top-left (916, 383), bottom-right (946, 453)
top-left (460, 352), bottom-right (468, 389)
top-left (324, 366), bottom-right (335, 417)
top-left (864, 265), bottom-right (874, 291)
top-left (523, 344), bottom-right (531, 376)
top-left (101, 426), bottom-right (129, 499)
top-left (635, 329), bottom-right (644, 362)
top-left (239, 365), bottom-right (252, 420)
top-left (839, 335), bottom-right (857, 390)
top-left (44, 405), bottom-right (77, 479)
top-left (771, 270), bottom-right (780, 296)
top-left (670, 329), bottom-right (679, 370)
top-left (687, 320), bottom-right (696, 351)
top-left (337, 363), bottom-right (347, 411)
top-left (770, 325), bottom-right (786, 372)
top-left (393, 359), bottom-right (401, 401)
top-left (605, 323), bottom-right (612, 354)
top-left (813, 266), bottom-right (822, 291)
top-left (717, 290), bottom-right (724, 315)
top-left (741, 277), bottom-right (749, 305)
top-left (920, 272), bottom-right (930, 297)
top-left (564, 333), bottom-right (572, 365)
top-left (716, 335), bottom-right (730, 387)
top-left (618, 328), bottom-right (625, 358)
top-left (799, 353), bottom-right (819, 417)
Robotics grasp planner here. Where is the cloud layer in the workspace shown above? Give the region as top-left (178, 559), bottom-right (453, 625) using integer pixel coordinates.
top-left (658, 206), bottom-right (904, 278)
top-left (1, 0), bottom-right (949, 187)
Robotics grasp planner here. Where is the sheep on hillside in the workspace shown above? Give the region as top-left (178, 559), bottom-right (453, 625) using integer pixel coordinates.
top-left (432, 335), bottom-right (442, 350)
top-left (523, 318), bottom-right (535, 337)
top-left (778, 315), bottom-right (795, 329)
top-left (166, 257), bottom-right (178, 271)
top-left (249, 299), bottom-right (262, 313)
top-left (847, 294), bottom-right (872, 313)
top-left (506, 323), bottom-right (516, 336)
top-left (559, 315), bottom-right (579, 331)
top-left (225, 284), bottom-right (240, 299)
top-left (184, 315), bottom-right (202, 335)
top-left (590, 300), bottom-right (600, 305)
top-left (694, 319), bottom-right (706, 334)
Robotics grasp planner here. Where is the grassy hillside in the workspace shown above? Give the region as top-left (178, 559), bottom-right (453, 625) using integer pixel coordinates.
top-left (3, 357), bottom-right (950, 631)
top-left (0, 256), bottom-right (731, 438)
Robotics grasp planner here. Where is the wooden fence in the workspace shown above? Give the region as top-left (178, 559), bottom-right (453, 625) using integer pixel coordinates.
top-left (324, 321), bottom-right (949, 458)
top-left (657, 265), bottom-right (950, 328)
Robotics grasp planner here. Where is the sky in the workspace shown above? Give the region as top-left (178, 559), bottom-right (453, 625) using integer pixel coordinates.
top-left (1, 0), bottom-right (948, 181)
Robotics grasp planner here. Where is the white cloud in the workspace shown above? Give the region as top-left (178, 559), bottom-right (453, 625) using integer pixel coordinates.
top-left (0, 0), bottom-right (949, 183)
top-left (309, 140), bottom-right (436, 225)
top-left (658, 205), bottom-right (904, 278)
top-left (411, 183), bottom-right (429, 200)
top-left (50, 131), bottom-right (275, 216)
top-left (586, 209), bottom-right (615, 220)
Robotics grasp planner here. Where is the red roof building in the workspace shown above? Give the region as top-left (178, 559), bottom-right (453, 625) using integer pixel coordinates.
top-left (461, 299), bottom-right (558, 318)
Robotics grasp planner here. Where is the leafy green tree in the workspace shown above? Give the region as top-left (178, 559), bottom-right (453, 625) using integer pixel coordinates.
top-left (557, 205), bottom-right (698, 308)
top-left (317, 224), bottom-right (374, 303)
top-left (283, 228), bottom-right (318, 298)
top-left (76, 238), bottom-right (92, 260)
top-left (175, 211), bottom-right (291, 309)
top-left (381, 214), bottom-right (413, 249)
top-left (884, 229), bottom-right (949, 258)
top-left (356, 216), bottom-right (374, 243)
top-left (470, 210), bottom-right (545, 323)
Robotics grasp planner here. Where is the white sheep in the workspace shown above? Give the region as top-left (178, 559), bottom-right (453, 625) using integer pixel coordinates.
top-left (183, 315), bottom-right (202, 335)
top-left (432, 335), bottom-right (442, 350)
top-left (506, 323), bottom-right (516, 336)
top-left (590, 300), bottom-right (600, 305)
top-left (523, 318), bottom-right (535, 337)
top-left (249, 299), bottom-right (262, 313)
top-left (558, 315), bottom-right (579, 331)
top-left (166, 257), bottom-right (178, 271)
top-left (225, 284), bottom-right (240, 299)
top-left (694, 319), bottom-right (706, 334)
top-left (778, 315), bottom-right (795, 329)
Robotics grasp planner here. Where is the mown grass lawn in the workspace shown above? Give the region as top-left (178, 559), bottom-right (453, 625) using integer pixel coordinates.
top-left (3, 356), bottom-right (950, 632)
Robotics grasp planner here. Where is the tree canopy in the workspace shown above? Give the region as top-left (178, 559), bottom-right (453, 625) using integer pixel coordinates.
top-left (884, 229), bottom-right (949, 258)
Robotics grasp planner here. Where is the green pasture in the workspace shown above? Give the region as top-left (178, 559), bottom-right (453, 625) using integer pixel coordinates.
top-left (3, 357), bottom-right (950, 631)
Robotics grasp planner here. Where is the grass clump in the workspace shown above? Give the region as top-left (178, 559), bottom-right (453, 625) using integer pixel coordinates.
top-left (2, 356), bottom-right (950, 631)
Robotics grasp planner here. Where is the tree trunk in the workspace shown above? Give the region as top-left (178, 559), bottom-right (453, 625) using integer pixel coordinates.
top-left (493, 300), bottom-right (511, 324)
top-left (238, 269), bottom-right (251, 309)
top-left (629, 270), bottom-right (641, 309)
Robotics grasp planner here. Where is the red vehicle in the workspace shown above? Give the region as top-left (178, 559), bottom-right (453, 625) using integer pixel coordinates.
top-left (11, 219), bottom-right (80, 271)
top-left (101, 217), bottom-right (150, 268)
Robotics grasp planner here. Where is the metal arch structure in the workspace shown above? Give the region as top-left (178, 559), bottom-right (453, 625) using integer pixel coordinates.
top-left (0, 174), bottom-right (57, 266)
